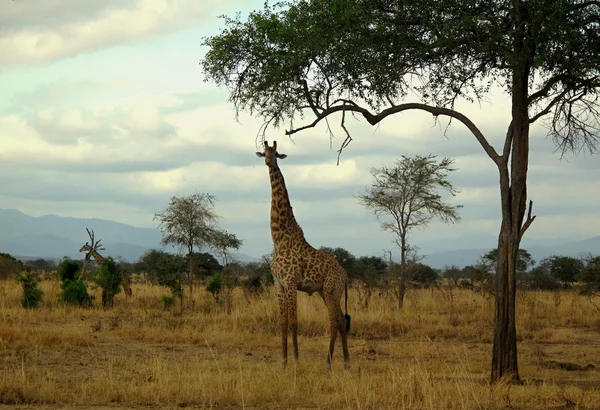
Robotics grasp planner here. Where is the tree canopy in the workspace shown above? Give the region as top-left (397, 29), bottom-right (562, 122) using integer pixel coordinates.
top-left (203, 0), bottom-right (600, 155)
top-left (482, 248), bottom-right (535, 273)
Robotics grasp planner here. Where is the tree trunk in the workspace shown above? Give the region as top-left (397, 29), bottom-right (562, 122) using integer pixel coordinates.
top-left (188, 249), bottom-right (194, 300)
top-left (491, 35), bottom-right (531, 380)
top-left (398, 236), bottom-right (407, 310)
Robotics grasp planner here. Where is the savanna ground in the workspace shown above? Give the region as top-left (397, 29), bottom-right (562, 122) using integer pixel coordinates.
top-left (1, 278), bottom-right (600, 410)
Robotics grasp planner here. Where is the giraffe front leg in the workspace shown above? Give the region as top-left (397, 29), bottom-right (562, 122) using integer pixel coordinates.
top-left (284, 287), bottom-right (299, 366)
top-left (275, 282), bottom-right (288, 368)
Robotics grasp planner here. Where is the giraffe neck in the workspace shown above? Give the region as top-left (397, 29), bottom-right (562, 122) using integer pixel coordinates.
top-left (268, 164), bottom-right (306, 248)
top-left (89, 250), bottom-right (105, 266)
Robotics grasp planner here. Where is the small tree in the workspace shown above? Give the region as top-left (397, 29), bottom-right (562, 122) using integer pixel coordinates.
top-left (212, 230), bottom-right (243, 267)
top-left (138, 249), bottom-right (187, 311)
top-left (358, 155), bottom-right (462, 308)
top-left (0, 253), bottom-right (24, 280)
top-left (58, 258), bottom-right (81, 282)
top-left (154, 191), bottom-right (241, 301)
top-left (319, 246), bottom-right (356, 277)
top-left (411, 263), bottom-right (439, 285)
top-left (482, 248), bottom-right (535, 274)
top-left (241, 260), bottom-right (273, 301)
top-left (16, 271), bottom-right (44, 309)
top-left (93, 257), bottom-right (123, 308)
top-left (206, 272), bottom-right (227, 303)
top-left (442, 265), bottom-right (465, 287)
top-left (57, 258), bottom-right (93, 308)
top-left (528, 266), bottom-right (559, 290)
top-left (24, 258), bottom-right (56, 273)
top-left (352, 255), bottom-right (387, 306)
top-left (580, 255), bottom-right (600, 293)
top-left (190, 252), bottom-right (223, 279)
top-left (540, 255), bottom-right (584, 283)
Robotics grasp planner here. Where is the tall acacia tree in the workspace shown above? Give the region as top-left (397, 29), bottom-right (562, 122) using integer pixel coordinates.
top-left (202, 0), bottom-right (600, 382)
top-left (358, 155), bottom-right (462, 309)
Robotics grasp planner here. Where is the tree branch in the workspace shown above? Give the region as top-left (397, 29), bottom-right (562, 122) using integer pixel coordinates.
top-left (336, 108), bottom-right (353, 166)
top-left (285, 102), bottom-right (501, 165)
top-left (519, 200), bottom-right (536, 241)
top-left (528, 74), bottom-right (570, 104)
top-left (529, 88), bottom-right (571, 124)
top-left (298, 77), bottom-right (320, 117)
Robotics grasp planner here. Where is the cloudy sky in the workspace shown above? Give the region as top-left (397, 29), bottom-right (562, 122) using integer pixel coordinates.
top-left (1, 0), bottom-right (599, 260)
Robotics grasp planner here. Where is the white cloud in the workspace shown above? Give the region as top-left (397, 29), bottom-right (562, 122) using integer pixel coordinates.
top-left (0, 0), bottom-right (233, 65)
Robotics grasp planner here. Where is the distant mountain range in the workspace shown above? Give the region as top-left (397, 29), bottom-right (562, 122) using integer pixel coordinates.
top-left (0, 208), bottom-right (597, 269)
top-left (421, 236), bottom-right (600, 269)
top-left (0, 208), bottom-right (259, 264)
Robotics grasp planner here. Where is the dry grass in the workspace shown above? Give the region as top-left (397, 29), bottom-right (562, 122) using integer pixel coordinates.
top-left (1, 280), bottom-right (599, 410)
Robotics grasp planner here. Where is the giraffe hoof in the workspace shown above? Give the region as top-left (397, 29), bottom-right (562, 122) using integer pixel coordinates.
top-left (344, 361), bottom-right (351, 370)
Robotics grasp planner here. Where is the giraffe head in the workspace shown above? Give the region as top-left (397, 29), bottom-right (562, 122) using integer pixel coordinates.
top-left (256, 140), bottom-right (287, 167)
top-left (79, 242), bottom-right (92, 253)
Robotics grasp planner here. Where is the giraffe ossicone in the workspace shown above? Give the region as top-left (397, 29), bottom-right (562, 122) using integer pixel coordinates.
top-left (257, 140), bottom-right (351, 371)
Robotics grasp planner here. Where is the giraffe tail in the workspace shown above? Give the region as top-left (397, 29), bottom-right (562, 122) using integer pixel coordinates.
top-left (344, 279), bottom-right (351, 333)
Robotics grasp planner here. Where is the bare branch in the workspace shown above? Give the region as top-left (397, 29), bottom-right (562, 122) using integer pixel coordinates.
top-left (519, 200), bottom-right (536, 241)
top-left (530, 88), bottom-right (571, 124)
top-left (528, 74), bottom-right (570, 105)
top-left (336, 108), bottom-right (353, 166)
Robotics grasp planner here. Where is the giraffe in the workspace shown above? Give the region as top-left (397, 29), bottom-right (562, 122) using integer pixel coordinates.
top-left (79, 243), bottom-right (133, 297)
top-left (256, 140), bottom-right (351, 371)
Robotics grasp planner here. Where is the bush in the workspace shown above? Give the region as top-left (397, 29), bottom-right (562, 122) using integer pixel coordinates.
top-left (580, 255), bottom-right (600, 293)
top-left (0, 253), bottom-right (25, 280)
top-left (540, 255), bottom-right (584, 283)
top-left (16, 271), bottom-right (44, 309)
top-left (58, 259), bottom-right (81, 282)
top-left (93, 258), bottom-right (122, 308)
top-left (528, 266), bottom-right (559, 290)
top-left (58, 279), bottom-right (93, 307)
top-left (161, 295), bottom-right (175, 309)
top-left (206, 273), bottom-right (224, 302)
top-left (411, 263), bottom-right (439, 284)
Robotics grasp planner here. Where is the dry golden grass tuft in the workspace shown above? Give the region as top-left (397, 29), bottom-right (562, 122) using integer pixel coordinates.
top-left (1, 279), bottom-right (599, 409)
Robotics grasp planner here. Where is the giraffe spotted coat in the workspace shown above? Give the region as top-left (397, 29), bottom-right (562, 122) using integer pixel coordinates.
top-left (256, 140), bottom-right (350, 371)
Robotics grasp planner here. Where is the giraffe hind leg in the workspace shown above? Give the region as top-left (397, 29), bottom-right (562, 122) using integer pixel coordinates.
top-left (322, 290), bottom-right (350, 371)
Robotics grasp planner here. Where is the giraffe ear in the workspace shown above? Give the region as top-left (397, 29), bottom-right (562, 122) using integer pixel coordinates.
top-left (256, 152), bottom-right (266, 158)
top-left (276, 153), bottom-right (287, 159)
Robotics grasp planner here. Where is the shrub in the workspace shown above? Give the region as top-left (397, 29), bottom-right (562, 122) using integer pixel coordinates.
top-left (162, 295), bottom-right (175, 309)
top-left (0, 253), bottom-right (25, 280)
top-left (93, 258), bottom-right (122, 308)
top-left (16, 271), bottom-right (44, 309)
top-left (58, 279), bottom-right (93, 307)
top-left (528, 266), bottom-right (559, 290)
top-left (580, 255), bottom-right (600, 293)
top-left (206, 273), bottom-right (224, 302)
top-left (58, 259), bottom-right (81, 282)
